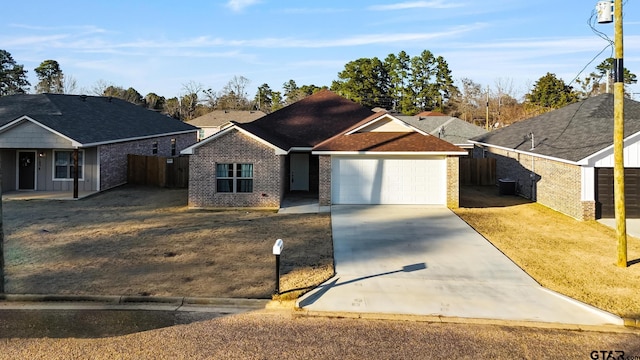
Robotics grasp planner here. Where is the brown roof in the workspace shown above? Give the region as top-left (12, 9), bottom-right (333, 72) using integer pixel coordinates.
top-left (187, 110), bottom-right (266, 127)
top-left (236, 90), bottom-right (374, 149)
top-left (417, 111), bottom-right (446, 117)
top-left (313, 132), bottom-right (465, 152)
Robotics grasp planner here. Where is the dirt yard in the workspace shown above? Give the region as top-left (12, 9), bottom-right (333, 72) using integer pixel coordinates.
top-left (454, 186), bottom-right (640, 319)
top-left (2, 186), bottom-right (333, 299)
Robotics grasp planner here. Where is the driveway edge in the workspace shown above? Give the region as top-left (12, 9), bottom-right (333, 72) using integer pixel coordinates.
top-left (294, 309), bottom-right (639, 333)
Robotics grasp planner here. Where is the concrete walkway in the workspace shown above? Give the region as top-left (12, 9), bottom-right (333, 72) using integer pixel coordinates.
top-left (278, 194), bottom-right (330, 214)
top-left (297, 205), bottom-right (623, 326)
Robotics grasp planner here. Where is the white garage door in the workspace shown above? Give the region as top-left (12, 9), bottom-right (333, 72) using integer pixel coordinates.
top-left (331, 156), bottom-right (446, 205)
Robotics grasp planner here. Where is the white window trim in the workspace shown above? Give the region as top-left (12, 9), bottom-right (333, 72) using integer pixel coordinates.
top-left (216, 163), bottom-right (253, 193)
top-left (53, 149), bottom-right (85, 181)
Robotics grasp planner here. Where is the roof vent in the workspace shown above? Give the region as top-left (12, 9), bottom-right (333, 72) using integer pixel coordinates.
top-left (79, 95), bottom-right (87, 101)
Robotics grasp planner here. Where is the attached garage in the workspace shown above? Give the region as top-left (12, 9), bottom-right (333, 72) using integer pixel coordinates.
top-left (595, 168), bottom-right (640, 218)
top-left (331, 155), bottom-right (446, 205)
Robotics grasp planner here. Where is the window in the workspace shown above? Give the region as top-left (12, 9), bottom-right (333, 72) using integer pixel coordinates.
top-left (54, 150), bottom-right (84, 180)
top-left (170, 138), bottom-right (176, 156)
top-left (216, 163), bottom-right (253, 193)
top-left (152, 141), bottom-right (158, 154)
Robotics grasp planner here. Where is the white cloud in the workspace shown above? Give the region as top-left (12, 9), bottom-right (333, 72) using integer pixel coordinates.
top-left (226, 0), bottom-right (261, 12)
top-left (368, 1), bottom-right (464, 11)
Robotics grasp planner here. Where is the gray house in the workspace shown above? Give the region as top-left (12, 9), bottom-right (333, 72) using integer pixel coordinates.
top-left (186, 110), bottom-right (266, 141)
top-left (470, 93), bottom-right (640, 220)
top-left (0, 94), bottom-right (198, 196)
top-left (396, 113), bottom-right (488, 153)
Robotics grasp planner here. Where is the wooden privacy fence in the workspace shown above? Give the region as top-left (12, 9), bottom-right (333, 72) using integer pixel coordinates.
top-left (127, 154), bottom-right (189, 188)
top-left (459, 158), bottom-right (496, 186)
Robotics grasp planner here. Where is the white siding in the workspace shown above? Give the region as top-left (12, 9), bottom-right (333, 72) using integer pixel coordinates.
top-left (358, 118), bottom-right (412, 132)
top-left (581, 166), bottom-right (595, 201)
top-left (591, 132), bottom-right (640, 167)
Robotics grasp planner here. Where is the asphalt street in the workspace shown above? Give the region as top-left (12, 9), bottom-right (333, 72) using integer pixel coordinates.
top-left (0, 309), bottom-right (638, 359)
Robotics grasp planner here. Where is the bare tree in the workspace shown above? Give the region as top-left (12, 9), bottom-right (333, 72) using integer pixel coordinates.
top-left (218, 76), bottom-right (251, 109)
top-left (89, 79), bottom-right (114, 96)
top-left (62, 74), bottom-right (79, 94)
top-left (180, 81), bottom-right (204, 120)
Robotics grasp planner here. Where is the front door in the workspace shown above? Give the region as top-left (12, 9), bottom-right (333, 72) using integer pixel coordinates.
top-left (18, 151), bottom-right (36, 190)
top-left (290, 153), bottom-right (309, 191)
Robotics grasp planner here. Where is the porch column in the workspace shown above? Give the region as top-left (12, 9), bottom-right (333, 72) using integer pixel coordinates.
top-left (73, 149), bottom-right (79, 199)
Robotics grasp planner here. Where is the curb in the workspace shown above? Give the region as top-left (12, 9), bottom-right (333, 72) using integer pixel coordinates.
top-left (1, 294), bottom-right (637, 331)
top-left (623, 318), bottom-right (640, 328)
top-left (294, 309), bottom-right (640, 333)
top-left (0, 294), bottom-right (271, 310)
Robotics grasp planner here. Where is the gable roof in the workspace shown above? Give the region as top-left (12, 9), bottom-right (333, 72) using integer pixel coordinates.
top-left (470, 94), bottom-right (640, 163)
top-left (397, 115), bottom-right (487, 146)
top-left (235, 89), bottom-right (375, 149)
top-left (313, 112), bottom-right (467, 154)
top-left (186, 110), bottom-right (266, 127)
top-left (0, 94), bottom-right (198, 146)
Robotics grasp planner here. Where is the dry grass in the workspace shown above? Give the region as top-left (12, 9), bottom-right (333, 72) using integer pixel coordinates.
top-left (5, 183), bottom-right (640, 319)
top-left (454, 186), bottom-right (640, 319)
top-left (2, 185), bottom-right (333, 299)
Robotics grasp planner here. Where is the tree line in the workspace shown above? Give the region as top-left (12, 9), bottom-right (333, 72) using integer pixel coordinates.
top-left (1, 48), bottom-right (636, 126)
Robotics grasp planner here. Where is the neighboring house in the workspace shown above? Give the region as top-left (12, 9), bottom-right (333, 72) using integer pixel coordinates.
top-left (0, 94), bottom-right (198, 195)
top-left (186, 110), bottom-right (266, 141)
top-left (396, 114), bottom-right (488, 153)
top-left (470, 93), bottom-right (640, 220)
top-left (181, 90), bottom-right (467, 209)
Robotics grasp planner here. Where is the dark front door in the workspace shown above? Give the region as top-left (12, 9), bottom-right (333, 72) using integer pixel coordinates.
top-left (596, 167), bottom-right (640, 218)
top-left (18, 151), bottom-right (36, 190)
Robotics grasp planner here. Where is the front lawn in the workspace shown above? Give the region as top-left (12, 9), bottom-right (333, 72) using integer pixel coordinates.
top-left (2, 186), bottom-right (333, 299)
top-left (454, 186), bottom-right (640, 319)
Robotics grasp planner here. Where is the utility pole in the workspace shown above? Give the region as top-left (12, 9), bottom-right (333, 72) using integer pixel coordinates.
top-left (600, 0), bottom-right (628, 267)
top-left (0, 173), bottom-right (4, 293)
top-left (613, 0), bottom-right (627, 267)
top-left (485, 85), bottom-right (490, 130)
top-left (598, 0), bottom-right (627, 267)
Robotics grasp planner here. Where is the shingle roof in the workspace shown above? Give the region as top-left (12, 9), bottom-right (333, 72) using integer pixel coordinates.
top-left (397, 115), bottom-right (487, 146)
top-left (416, 111), bottom-right (447, 117)
top-left (0, 93), bottom-right (198, 145)
top-left (470, 94), bottom-right (640, 162)
top-left (186, 110), bottom-right (266, 127)
top-left (235, 90), bottom-right (374, 149)
top-left (312, 131), bottom-right (465, 152)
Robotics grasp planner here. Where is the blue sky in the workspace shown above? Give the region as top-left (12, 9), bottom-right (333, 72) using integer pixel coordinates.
top-left (2, 1), bottom-right (640, 101)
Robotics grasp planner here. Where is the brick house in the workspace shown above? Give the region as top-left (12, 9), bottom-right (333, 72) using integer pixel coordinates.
top-left (0, 94), bottom-right (198, 196)
top-left (181, 90), bottom-right (467, 209)
top-left (470, 93), bottom-right (640, 220)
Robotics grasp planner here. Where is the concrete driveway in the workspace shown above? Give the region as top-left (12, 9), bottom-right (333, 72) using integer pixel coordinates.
top-left (297, 205), bottom-right (622, 326)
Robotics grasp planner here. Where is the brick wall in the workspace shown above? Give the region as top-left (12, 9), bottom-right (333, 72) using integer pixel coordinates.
top-left (446, 156), bottom-right (459, 208)
top-left (486, 147), bottom-right (592, 220)
top-left (99, 132), bottom-right (196, 190)
top-left (318, 155), bottom-right (332, 206)
top-left (188, 129), bottom-right (283, 208)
